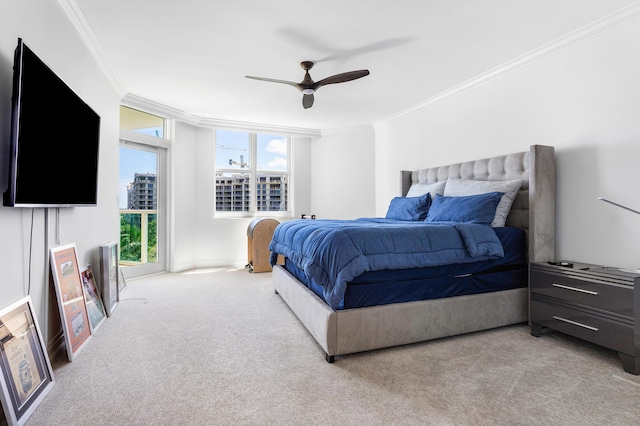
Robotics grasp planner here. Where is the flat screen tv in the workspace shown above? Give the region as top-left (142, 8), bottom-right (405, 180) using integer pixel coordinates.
top-left (3, 38), bottom-right (100, 207)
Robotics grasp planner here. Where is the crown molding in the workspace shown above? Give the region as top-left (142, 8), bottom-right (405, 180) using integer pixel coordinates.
top-left (122, 94), bottom-right (321, 137)
top-left (121, 94), bottom-right (202, 125)
top-left (373, 1), bottom-right (640, 128)
top-left (197, 117), bottom-right (322, 138)
top-left (56, 0), bottom-right (127, 98)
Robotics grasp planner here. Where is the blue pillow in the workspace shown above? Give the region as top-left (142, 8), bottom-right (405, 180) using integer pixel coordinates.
top-left (424, 192), bottom-right (504, 225)
top-left (385, 193), bottom-right (432, 221)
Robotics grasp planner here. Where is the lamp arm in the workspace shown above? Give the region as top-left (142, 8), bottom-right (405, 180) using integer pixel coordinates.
top-left (598, 197), bottom-right (640, 216)
top-left (597, 197), bottom-right (640, 274)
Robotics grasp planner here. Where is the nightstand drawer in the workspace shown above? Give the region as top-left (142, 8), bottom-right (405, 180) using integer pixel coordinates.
top-left (530, 270), bottom-right (633, 315)
top-left (530, 300), bottom-right (634, 355)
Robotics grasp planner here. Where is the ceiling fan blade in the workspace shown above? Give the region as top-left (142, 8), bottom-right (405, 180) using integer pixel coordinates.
top-left (245, 76), bottom-right (303, 91)
top-left (247, 63), bottom-right (368, 109)
top-left (302, 93), bottom-right (314, 109)
top-left (312, 70), bottom-right (370, 90)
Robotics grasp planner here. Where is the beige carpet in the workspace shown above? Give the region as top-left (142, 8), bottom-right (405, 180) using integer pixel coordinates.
top-left (9, 267), bottom-right (640, 425)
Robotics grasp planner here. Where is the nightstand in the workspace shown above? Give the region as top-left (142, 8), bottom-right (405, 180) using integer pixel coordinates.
top-left (530, 261), bottom-right (640, 375)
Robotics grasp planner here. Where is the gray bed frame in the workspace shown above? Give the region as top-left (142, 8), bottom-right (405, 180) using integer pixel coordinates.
top-left (273, 145), bottom-right (555, 362)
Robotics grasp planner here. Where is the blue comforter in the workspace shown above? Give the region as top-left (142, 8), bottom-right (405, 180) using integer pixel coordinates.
top-left (269, 218), bottom-right (504, 310)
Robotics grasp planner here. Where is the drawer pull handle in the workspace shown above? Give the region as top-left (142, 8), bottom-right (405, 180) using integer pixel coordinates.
top-left (552, 316), bottom-right (599, 332)
top-left (552, 283), bottom-right (598, 295)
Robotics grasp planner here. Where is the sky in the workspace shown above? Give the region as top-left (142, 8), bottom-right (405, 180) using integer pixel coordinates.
top-left (215, 130), bottom-right (288, 171)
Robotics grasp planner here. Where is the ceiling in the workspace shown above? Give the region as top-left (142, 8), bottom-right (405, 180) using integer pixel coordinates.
top-left (71, 0), bottom-right (636, 131)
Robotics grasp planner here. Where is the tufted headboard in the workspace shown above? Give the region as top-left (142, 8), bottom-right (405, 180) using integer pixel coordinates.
top-left (400, 145), bottom-right (555, 263)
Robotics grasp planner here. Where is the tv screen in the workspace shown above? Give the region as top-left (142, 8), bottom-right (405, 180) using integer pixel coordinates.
top-left (3, 38), bottom-right (100, 207)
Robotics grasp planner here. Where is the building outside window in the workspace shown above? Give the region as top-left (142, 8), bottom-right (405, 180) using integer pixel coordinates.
top-left (214, 130), bottom-right (290, 216)
top-left (127, 173), bottom-right (157, 210)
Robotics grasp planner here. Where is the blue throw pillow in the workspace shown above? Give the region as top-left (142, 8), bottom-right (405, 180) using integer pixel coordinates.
top-left (385, 193), bottom-right (432, 221)
top-left (424, 192), bottom-right (504, 225)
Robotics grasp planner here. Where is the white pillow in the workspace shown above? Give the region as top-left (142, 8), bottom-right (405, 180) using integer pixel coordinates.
top-left (443, 178), bottom-right (523, 227)
top-left (406, 181), bottom-right (446, 198)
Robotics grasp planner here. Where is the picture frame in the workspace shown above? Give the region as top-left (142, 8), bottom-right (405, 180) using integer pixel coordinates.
top-left (0, 296), bottom-right (55, 426)
top-left (118, 266), bottom-right (127, 295)
top-left (49, 244), bottom-right (92, 362)
top-left (99, 242), bottom-right (119, 317)
top-left (80, 265), bottom-right (106, 333)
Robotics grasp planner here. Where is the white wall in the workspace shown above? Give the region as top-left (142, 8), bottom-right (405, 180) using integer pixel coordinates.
top-left (0, 1), bottom-right (121, 345)
top-left (311, 125), bottom-right (376, 219)
top-left (374, 18), bottom-right (640, 270)
top-left (170, 121), bottom-right (199, 271)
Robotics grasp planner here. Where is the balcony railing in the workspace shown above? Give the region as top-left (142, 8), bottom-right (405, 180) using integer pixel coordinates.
top-left (120, 210), bottom-right (157, 266)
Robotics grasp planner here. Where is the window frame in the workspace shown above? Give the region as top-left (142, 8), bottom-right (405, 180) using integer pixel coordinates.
top-left (214, 131), bottom-right (292, 219)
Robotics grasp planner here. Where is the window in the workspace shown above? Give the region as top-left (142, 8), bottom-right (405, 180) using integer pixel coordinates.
top-left (215, 130), bottom-right (290, 216)
top-left (120, 106), bottom-right (166, 138)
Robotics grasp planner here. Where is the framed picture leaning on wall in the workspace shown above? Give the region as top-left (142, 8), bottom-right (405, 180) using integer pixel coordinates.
top-left (118, 266), bottom-right (127, 295)
top-left (99, 242), bottom-right (119, 317)
top-left (0, 296), bottom-right (55, 426)
top-left (80, 265), bottom-right (106, 333)
top-left (49, 243), bottom-right (92, 362)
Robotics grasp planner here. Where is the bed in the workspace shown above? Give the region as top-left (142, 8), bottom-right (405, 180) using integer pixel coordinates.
top-left (270, 145), bottom-right (555, 362)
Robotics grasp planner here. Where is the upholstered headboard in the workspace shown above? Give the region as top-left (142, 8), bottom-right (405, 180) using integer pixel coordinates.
top-left (400, 145), bottom-right (555, 262)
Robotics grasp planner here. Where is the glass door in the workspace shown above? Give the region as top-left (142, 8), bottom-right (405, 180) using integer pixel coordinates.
top-left (119, 142), bottom-right (166, 278)
top-left (119, 106), bottom-right (169, 279)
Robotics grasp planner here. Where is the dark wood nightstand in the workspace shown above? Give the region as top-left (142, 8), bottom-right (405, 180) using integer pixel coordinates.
top-left (530, 261), bottom-right (640, 374)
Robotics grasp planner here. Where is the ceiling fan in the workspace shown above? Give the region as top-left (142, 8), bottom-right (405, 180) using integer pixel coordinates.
top-left (245, 61), bottom-right (370, 109)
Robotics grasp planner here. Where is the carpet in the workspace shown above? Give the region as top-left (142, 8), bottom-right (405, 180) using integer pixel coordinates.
top-left (11, 267), bottom-right (640, 425)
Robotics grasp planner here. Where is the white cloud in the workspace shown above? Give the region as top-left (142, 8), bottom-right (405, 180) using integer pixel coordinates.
top-left (265, 138), bottom-right (287, 155)
top-left (268, 156), bottom-right (288, 170)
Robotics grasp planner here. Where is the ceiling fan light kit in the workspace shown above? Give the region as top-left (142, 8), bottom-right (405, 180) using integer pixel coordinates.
top-left (246, 61), bottom-right (369, 109)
